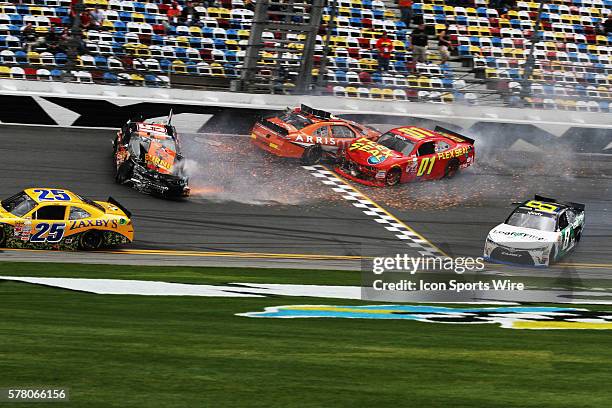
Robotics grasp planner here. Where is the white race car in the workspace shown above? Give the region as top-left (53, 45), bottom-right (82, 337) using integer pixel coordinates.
top-left (484, 195), bottom-right (585, 266)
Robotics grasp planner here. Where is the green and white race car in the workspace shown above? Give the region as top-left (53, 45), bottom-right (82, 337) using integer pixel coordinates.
top-left (484, 195), bottom-right (585, 266)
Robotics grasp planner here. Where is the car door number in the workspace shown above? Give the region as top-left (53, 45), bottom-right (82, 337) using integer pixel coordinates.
top-left (30, 223), bottom-right (66, 243)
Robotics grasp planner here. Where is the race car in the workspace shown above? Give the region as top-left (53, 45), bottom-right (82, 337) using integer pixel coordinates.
top-left (250, 104), bottom-right (381, 165)
top-left (484, 195), bottom-right (585, 266)
top-left (336, 126), bottom-right (475, 186)
top-left (113, 113), bottom-right (190, 198)
top-left (0, 188), bottom-right (134, 250)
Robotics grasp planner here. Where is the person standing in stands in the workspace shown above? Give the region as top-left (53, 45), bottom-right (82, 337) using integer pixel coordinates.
top-left (375, 31), bottom-right (394, 72)
top-left (167, 2), bottom-right (181, 25)
top-left (437, 25), bottom-right (451, 64)
top-left (398, 0), bottom-right (413, 28)
top-left (410, 24), bottom-right (428, 64)
top-left (90, 7), bottom-right (106, 28)
top-left (180, 1), bottom-right (200, 26)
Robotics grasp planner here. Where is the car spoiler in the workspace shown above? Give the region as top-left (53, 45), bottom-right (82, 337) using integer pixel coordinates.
top-left (534, 194), bottom-right (585, 212)
top-left (258, 117), bottom-right (289, 136)
top-left (434, 126), bottom-right (475, 145)
top-left (300, 104), bottom-right (332, 120)
top-left (108, 196), bottom-right (132, 218)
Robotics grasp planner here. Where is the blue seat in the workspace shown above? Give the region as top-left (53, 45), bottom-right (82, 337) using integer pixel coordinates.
top-left (350, 8), bottom-right (363, 18)
top-left (394, 60), bottom-right (407, 73)
top-left (202, 27), bottom-right (213, 38)
top-left (9, 14), bottom-right (22, 25)
top-left (477, 7), bottom-right (488, 17)
top-left (152, 34), bottom-right (164, 45)
top-left (335, 69), bottom-right (347, 83)
top-left (119, 11), bottom-right (132, 22)
top-left (144, 13), bottom-right (157, 24)
top-left (56, 7), bottom-right (70, 17)
top-left (103, 72), bottom-right (119, 84)
top-left (15, 50), bottom-right (27, 64)
top-left (133, 2), bottom-right (146, 13)
top-left (159, 59), bottom-right (171, 70)
top-left (113, 32), bottom-right (126, 43)
top-left (491, 37), bottom-right (502, 47)
top-left (599, 101), bottom-right (609, 113)
top-left (94, 55), bottom-right (107, 68)
top-left (144, 74), bottom-right (159, 86)
top-left (16, 5), bottom-right (29, 15)
top-left (442, 78), bottom-right (453, 88)
top-left (371, 72), bottom-right (382, 83)
top-left (189, 37), bottom-right (203, 48)
top-left (213, 38), bottom-right (226, 50)
top-left (114, 21), bottom-right (127, 32)
top-left (50, 69), bottom-right (63, 79)
top-left (175, 47), bottom-right (187, 59)
top-left (55, 52), bottom-right (67, 65)
top-left (226, 28), bottom-right (239, 39)
top-left (372, 9), bottom-right (383, 19)
top-left (335, 57), bottom-right (348, 70)
top-left (455, 16), bottom-right (468, 25)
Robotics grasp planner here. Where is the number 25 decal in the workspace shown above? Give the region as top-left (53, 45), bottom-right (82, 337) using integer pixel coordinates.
top-left (33, 189), bottom-right (71, 202)
top-left (30, 223), bottom-right (66, 243)
top-left (417, 157), bottom-right (436, 177)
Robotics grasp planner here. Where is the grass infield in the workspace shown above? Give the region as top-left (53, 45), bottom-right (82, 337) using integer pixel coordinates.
top-left (0, 262), bottom-right (611, 407)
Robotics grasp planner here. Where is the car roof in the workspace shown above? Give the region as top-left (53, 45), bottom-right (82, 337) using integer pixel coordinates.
top-left (24, 188), bottom-right (84, 205)
top-left (388, 126), bottom-right (442, 142)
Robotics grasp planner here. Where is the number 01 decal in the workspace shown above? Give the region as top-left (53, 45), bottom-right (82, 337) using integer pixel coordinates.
top-left (417, 157), bottom-right (436, 177)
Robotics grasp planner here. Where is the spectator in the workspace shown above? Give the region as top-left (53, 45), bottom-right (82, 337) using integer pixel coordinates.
top-left (21, 23), bottom-right (41, 52)
top-left (180, 1), bottom-right (200, 25)
top-left (437, 25), bottom-right (451, 64)
top-left (410, 24), bottom-right (428, 64)
top-left (398, 0), bottom-right (413, 28)
top-left (358, 70), bottom-right (372, 85)
top-left (167, 2), bottom-right (181, 25)
top-left (245, 0), bottom-right (255, 11)
top-left (90, 7), bottom-right (106, 27)
top-left (80, 10), bottom-right (93, 29)
top-left (375, 31), bottom-right (394, 72)
top-left (600, 13), bottom-right (612, 35)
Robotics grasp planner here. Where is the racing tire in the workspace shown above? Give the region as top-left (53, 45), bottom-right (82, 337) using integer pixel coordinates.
top-left (300, 145), bottom-right (323, 165)
top-left (385, 168), bottom-right (402, 186)
top-left (80, 230), bottom-right (104, 251)
top-left (115, 160), bottom-right (134, 184)
top-left (444, 159), bottom-right (460, 179)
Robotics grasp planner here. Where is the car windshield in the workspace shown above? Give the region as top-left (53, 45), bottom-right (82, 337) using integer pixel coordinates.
top-left (1, 191), bottom-right (37, 217)
top-left (506, 210), bottom-right (556, 232)
top-left (377, 132), bottom-right (415, 155)
top-left (76, 194), bottom-right (106, 213)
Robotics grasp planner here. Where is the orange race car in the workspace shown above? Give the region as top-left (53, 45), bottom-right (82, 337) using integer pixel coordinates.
top-left (250, 105), bottom-right (381, 165)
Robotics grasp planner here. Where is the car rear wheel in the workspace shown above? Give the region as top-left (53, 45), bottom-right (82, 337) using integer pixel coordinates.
top-left (80, 230), bottom-right (104, 250)
top-left (444, 159), bottom-right (460, 179)
top-left (300, 145), bottom-right (323, 165)
top-left (385, 168), bottom-right (402, 186)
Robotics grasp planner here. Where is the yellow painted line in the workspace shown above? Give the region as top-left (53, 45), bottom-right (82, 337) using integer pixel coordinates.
top-left (321, 165), bottom-right (449, 257)
top-left (102, 249), bottom-right (362, 261)
top-left (512, 321), bottom-right (612, 330)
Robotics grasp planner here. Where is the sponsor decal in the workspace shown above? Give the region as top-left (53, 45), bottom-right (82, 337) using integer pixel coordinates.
top-left (436, 146), bottom-right (469, 160)
top-left (494, 229), bottom-right (546, 241)
top-left (145, 140), bottom-right (176, 173)
top-left (239, 305), bottom-right (612, 330)
top-left (349, 138), bottom-right (392, 165)
top-left (69, 219), bottom-right (119, 230)
top-left (294, 134), bottom-right (337, 146)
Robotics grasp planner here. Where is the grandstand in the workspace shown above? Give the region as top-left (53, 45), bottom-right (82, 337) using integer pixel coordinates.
top-left (0, 0), bottom-right (610, 110)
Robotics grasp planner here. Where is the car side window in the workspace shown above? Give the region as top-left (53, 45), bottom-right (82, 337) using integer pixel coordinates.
top-left (313, 125), bottom-right (329, 137)
top-left (331, 125), bottom-right (355, 138)
top-left (33, 205), bottom-right (67, 220)
top-left (565, 210), bottom-right (575, 224)
top-left (69, 206), bottom-right (91, 220)
top-left (558, 212), bottom-right (569, 230)
top-left (417, 141), bottom-right (436, 156)
top-left (435, 141), bottom-right (451, 152)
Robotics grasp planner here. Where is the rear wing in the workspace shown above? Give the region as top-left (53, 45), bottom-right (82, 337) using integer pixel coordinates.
top-left (434, 126), bottom-right (475, 145)
top-left (534, 194), bottom-right (585, 212)
top-left (258, 117), bottom-right (289, 136)
top-left (300, 104), bottom-right (332, 120)
top-left (108, 196), bottom-right (132, 218)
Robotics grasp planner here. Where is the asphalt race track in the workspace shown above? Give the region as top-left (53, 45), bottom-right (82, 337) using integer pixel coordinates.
top-left (1, 124), bottom-right (611, 278)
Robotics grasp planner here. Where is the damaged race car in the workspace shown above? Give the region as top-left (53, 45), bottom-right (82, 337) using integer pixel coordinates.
top-left (0, 188), bottom-right (134, 250)
top-left (484, 195), bottom-right (585, 266)
top-left (250, 104), bottom-right (381, 165)
top-left (336, 126), bottom-right (475, 186)
top-left (113, 114), bottom-right (190, 198)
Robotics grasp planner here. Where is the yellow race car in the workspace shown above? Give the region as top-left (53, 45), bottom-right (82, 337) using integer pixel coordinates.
top-left (0, 188), bottom-right (134, 250)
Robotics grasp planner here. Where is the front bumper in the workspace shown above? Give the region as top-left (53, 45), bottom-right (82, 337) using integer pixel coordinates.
top-left (335, 158), bottom-right (387, 187)
top-left (484, 241), bottom-right (549, 267)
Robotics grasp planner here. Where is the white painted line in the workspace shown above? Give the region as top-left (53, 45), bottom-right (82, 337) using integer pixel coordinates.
top-left (303, 165), bottom-right (446, 258)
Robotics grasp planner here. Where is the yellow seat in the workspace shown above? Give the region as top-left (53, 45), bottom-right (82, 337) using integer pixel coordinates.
top-left (346, 86), bottom-right (358, 97)
top-left (28, 51), bottom-right (41, 64)
top-left (0, 66), bottom-right (10, 79)
top-left (370, 88), bottom-right (383, 99)
top-left (210, 63), bottom-right (225, 77)
top-left (382, 88), bottom-right (394, 100)
top-left (418, 77), bottom-right (431, 88)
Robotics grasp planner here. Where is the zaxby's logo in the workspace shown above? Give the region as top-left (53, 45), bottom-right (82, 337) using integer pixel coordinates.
top-left (239, 305), bottom-right (612, 330)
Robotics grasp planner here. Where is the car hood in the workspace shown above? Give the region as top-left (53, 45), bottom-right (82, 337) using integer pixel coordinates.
top-left (488, 223), bottom-right (558, 249)
top-left (346, 142), bottom-right (404, 167)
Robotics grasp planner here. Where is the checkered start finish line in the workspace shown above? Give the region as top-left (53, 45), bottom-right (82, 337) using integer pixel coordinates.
top-left (303, 165), bottom-right (444, 258)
